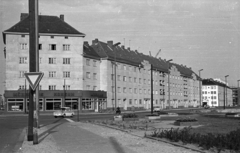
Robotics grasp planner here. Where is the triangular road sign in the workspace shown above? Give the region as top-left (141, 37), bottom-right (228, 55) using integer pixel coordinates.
top-left (25, 72), bottom-right (44, 91)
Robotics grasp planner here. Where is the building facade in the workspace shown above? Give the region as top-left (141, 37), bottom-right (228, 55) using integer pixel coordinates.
top-left (3, 13), bottom-right (201, 112)
top-left (202, 79), bottom-right (233, 107)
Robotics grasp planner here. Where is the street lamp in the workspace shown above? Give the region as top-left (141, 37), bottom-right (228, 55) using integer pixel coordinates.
top-left (113, 42), bottom-right (121, 110)
top-left (167, 59), bottom-right (173, 109)
top-left (198, 69), bottom-right (203, 107)
top-left (224, 75), bottom-right (229, 109)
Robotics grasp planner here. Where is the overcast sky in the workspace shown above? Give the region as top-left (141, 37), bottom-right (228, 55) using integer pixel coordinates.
top-left (0, 0), bottom-right (239, 95)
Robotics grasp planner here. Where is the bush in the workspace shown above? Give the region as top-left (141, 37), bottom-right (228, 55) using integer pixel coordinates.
top-left (122, 113), bottom-right (138, 118)
top-left (151, 127), bottom-right (240, 152)
top-left (176, 118), bottom-right (198, 122)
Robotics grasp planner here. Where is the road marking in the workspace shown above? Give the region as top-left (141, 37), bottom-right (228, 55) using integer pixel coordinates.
top-left (65, 118), bottom-right (74, 122)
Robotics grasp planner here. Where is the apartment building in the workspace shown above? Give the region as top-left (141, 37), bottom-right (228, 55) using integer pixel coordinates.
top-left (3, 13), bottom-right (106, 112)
top-left (2, 13), bottom-right (201, 112)
top-left (202, 79), bottom-right (233, 107)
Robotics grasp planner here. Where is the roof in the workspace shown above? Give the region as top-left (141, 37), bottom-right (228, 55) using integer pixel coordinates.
top-left (89, 39), bottom-right (199, 76)
top-left (202, 79), bottom-right (230, 88)
top-left (3, 13), bottom-right (85, 43)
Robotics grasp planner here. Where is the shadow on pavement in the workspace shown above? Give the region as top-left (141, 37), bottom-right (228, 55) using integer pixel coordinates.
top-left (109, 137), bottom-right (126, 153)
top-left (39, 122), bottom-right (63, 143)
top-left (40, 118), bottom-right (63, 128)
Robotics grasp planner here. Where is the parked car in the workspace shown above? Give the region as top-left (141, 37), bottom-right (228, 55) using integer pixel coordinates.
top-left (53, 107), bottom-right (74, 118)
top-left (153, 106), bottom-right (162, 112)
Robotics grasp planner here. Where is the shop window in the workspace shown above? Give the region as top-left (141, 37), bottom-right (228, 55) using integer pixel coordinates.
top-left (82, 98), bottom-right (94, 110)
top-left (46, 98), bottom-right (61, 110)
top-left (7, 98), bottom-right (24, 111)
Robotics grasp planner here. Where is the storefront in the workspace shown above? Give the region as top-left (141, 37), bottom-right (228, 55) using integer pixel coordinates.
top-left (4, 90), bottom-right (107, 113)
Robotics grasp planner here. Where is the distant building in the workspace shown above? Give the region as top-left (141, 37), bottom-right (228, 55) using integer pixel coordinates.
top-left (2, 13), bottom-right (201, 112)
top-left (231, 87), bottom-right (239, 106)
top-left (202, 79), bottom-right (233, 107)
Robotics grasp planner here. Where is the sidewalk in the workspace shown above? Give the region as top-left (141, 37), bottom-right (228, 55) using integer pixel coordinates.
top-left (17, 119), bottom-right (202, 153)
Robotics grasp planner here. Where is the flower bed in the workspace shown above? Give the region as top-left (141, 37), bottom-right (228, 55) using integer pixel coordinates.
top-left (174, 118), bottom-right (198, 126)
top-left (122, 113), bottom-right (138, 121)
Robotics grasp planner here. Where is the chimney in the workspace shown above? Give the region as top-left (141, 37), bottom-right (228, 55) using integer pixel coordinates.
top-left (107, 41), bottom-right (113, 47)
top-left (92, 38), bottom-right (98, 45)
top-left (84, 41), bottom-right (89, 46)
top-left (20, 13), bottom-right (28, 21)
top-left (60, 14), bottom-right (64, 21)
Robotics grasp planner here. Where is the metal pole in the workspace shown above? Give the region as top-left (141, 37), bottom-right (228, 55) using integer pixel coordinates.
top-left (28, 0), bottom-right (39, 144)
top-left (24, 79), bottom-right (26, 113)
top-left (199, 69), bottom-right (203, 107)
top-left (151, 65), bottom-right (153, 114)
top-left (63, 79), bottom-right (66, 107)
top-left (225, 76), bottom-right (228, 108)
top-left (167, 59), bottom-right (172, 109)
top-left (224, 83), bottom-right (226, 109)
top-left (113, 42), bottom-right (120, 110)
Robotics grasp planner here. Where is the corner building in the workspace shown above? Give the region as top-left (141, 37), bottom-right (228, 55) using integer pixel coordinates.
top-left (2, 13), bottom-right (201, 112)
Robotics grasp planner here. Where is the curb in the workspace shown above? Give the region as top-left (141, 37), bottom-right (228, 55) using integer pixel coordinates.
top-left (13, 127), bottom-right (27, 153)
top-left (89, 122), bottom-right (206, 153)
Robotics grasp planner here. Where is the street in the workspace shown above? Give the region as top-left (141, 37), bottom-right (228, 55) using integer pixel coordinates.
top-left (0, 111), bottom-right (147, 153)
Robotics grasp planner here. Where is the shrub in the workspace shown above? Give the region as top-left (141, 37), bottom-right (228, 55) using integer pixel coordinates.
top-left (122, 113), bottom-right (138, 118)
top-left (151, 127), bottom-right (240, 152)
top-left (176, 118), bottom-right (198, 122)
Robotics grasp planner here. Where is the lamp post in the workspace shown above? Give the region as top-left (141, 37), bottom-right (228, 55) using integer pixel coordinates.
top-left (113, 42), bottom-right (121, 110)
top-left (198, 69), bottom-right (203, 107)
top-left (167, 59), bottom-right (173, 109)
top-left (238, 80), bottom-right (240, 106)
top-left (224, 75), bottom-right (229, 109)
top-left (225, 75), bottom-right (229, 108)
top-left (151, 64), bottom-right (153, 114)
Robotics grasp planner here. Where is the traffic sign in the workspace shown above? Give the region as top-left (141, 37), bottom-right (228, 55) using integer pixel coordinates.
top-left (25, 72), bottom-right (44, 91)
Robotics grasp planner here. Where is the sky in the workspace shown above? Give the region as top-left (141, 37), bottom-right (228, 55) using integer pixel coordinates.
top-left (0, 0), bottom-right (240, 95)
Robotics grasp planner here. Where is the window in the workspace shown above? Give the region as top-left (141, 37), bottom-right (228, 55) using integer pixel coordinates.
top-left (86, 59), bottom-right (90, 66)
top-left (129, 99), bottom-right (132, 105)
top-left (123, 87), bottom-right (127, 93)
top-left (49, 44), bottom-right (56, 50)
top-left (20, 43), bottom-right (27, 50)
top-left (139, 78), bottom-right (141, 84)
top-left (49, 58), bottom-right (56, 64)
top-left (39, 57), bottom-right (42, 64)
top-left (21, 35), bottom-right (25, 37)
top-left (118, 75), bottom-right (121, 81)
top-left (65, 36), bottom-right (68, 39)
top-left (139, 99), bottom-right (142, 105)
top-left (19, 71), bottom-right (27, 78)
top-left (118, 87), bottom-right (121, 93)
top-left (111, 74), bottom-right (114, 80)
top-left (134, 77), bottom-right (137, 83)
top-left (51, 36), bottom-right (54, 39)
top-left (86, 85), bottom-right (91, 90)
top-left (123, 76), bottom-right (127, 82)
top-left (49, 85), bottom-right (56, 90)
top-left (93, 86), bottom-right (97, 91)
top-left (123, 65), bottom-right (126, 70)
top-left (134, 67), bottom-right (137, 72)
top-left (39, 44), bottom-right (42, 50)
top-left (49, 71), bottom-right (56, 78)
top-left (63, 44), bottom-right (70, 51)
top-left (134, 88), bottom-right (137, 94)
top-left (63, 71), bottom-right (70, 78)
top-left (135, 99), bottom-right (138, 105)
top-left (19, 57), bottom-right (27, 64)
top-left (86, 72), bottom-right (91, 79)
top-left (93, 73), bottom-right (97, 80)
top-left (93, 60), bottom-right (97, 67)
top-left (129, 77), bottom-right (132, 82)
top-left (19, 85), bottom-right (25, 90)
top-left (64, 85), bottom-right (70, 90)
top-left (63, 58), bottom-right (70, 64)
top-left (129, 88), bottom-right (132, 93)
top-left (112, 86), bottom-right (115, 93)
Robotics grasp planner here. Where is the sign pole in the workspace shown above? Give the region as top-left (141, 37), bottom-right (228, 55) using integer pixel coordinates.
top-left (28, 0), bottom-right (39, 144)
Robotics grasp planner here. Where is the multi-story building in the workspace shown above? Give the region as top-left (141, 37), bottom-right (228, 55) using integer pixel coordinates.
top-left (3, 13), bottom-right (107, 112)
top-left (231, 87), bottom-right (238, 106)
top-left (2, 13), bottom-right (201, 112)
top-left (202, 79), bottom-right (233, 107)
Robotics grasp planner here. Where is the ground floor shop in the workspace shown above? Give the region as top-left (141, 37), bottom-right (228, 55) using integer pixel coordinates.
top-left (4, 90), bottom-right (107, 113)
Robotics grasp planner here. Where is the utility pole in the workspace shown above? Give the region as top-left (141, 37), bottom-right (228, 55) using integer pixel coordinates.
top-left (28, 0), bottom-right (39, 144)
top-left (151, 64), bottom-right (153, 114)
top-left (198, 69), bottom-right (203, 107)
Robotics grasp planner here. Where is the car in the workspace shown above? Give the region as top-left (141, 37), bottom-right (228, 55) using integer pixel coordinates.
top-left (153, 106), bottom-right (162, 112)
top-left (53, 107), bottom-right (74, 118)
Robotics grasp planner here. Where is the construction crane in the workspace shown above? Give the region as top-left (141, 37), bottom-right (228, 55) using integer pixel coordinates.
top-left (155, 49), bottom-right (161, 58)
